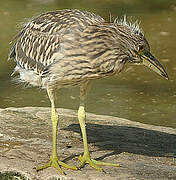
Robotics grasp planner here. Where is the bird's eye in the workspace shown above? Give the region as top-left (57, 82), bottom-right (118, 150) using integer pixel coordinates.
top-left (138, 45), bottom-right (144, 52)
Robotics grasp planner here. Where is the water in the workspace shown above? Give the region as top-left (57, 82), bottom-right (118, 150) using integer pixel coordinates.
top-left (0, 0), bottom-right (176, 127)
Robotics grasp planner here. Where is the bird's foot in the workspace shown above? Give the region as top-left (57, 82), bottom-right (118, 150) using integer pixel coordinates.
top-left (36, 156), bottom-right (77, 174)
top-left (78, 154), bottom-right (120, 172)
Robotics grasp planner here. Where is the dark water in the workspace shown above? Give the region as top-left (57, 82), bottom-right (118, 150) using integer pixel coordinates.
top-left (0, 0), bottom-right (176, 127)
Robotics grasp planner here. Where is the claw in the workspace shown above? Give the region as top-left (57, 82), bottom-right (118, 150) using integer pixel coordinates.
top-left (36, 156), bottom-right (77, 174)
top-left (78, 154), bottom-right (119, 171)
top-left (78, 154), bottom-right (102, 171)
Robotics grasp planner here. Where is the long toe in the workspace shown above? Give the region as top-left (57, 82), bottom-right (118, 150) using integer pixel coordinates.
top-left (36, 157), bottom-right (77, 174)
top-left (78, 154), bottom-right (102, 172)
top-left (78, 154), bottom-right (119, 172)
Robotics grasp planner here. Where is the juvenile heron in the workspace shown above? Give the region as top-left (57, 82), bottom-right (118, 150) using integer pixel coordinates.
top-left (9, 9), bottom-right (168, 173)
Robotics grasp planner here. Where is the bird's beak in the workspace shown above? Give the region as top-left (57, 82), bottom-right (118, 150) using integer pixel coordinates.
top-left (141, 51), bottom-right (168, 80)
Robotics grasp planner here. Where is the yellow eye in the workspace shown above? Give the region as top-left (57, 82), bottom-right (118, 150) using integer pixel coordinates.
top-left (138, 45), bottom-right (144, 52)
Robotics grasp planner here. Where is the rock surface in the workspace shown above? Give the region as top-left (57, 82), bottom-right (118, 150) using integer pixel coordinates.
top-left (0, 107), bottom-right (176, 180)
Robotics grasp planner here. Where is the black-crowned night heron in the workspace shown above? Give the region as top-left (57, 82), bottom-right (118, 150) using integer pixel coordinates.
top-left (8, 9), bottom-right (168, 174)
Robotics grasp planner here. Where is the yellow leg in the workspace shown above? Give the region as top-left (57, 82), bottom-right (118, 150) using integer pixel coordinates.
top-left (36, 89), bottom-right (77, 174)
top-left (78, 83), bottom-right (120, 171)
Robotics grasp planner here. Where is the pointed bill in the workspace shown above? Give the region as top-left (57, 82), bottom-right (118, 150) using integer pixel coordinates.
top-left (141, 51), bottom-right (168, 80)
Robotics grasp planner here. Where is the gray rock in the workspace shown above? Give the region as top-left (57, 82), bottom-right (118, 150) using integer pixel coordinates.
top-left (0, 107), bottom-right (176, 180)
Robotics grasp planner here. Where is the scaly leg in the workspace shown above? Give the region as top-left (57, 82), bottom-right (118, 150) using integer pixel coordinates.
top-left (36, 88), bottom-right (77, 174)
top-left (78, 82), bottom-right (120, 171)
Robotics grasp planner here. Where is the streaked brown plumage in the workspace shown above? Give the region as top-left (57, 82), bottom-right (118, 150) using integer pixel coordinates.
top-left (9, 9), bottom-right (168, 173)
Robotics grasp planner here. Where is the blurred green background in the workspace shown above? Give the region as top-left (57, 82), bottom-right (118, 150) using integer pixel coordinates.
top-left (0, 0), bottom-right (176, 127)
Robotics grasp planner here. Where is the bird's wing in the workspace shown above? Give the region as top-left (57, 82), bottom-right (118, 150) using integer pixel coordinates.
top-left (8, 25), bottom-right (61, 76)
top-left (9, 9), bottom-right (105, 76)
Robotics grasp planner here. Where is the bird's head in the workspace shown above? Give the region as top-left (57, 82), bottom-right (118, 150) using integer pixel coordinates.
top-left (114, 17), bottom-right (168, 80)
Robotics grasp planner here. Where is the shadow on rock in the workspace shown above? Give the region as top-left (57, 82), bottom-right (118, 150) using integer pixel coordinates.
top-left (64, 123), bottom-right (176, 158)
